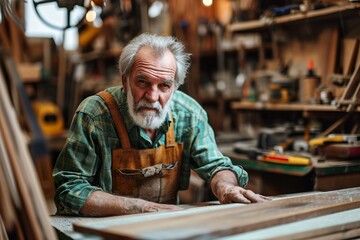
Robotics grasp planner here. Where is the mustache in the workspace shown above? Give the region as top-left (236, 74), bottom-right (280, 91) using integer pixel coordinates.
top-left (135, 99), bottom-right (162, 113)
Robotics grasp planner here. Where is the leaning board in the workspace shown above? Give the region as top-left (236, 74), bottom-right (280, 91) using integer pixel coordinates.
top-left (73, 187), bottom-right (360, 239)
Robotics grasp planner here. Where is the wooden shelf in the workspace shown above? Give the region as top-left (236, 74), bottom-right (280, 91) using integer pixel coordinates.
top-left (68, 46), bottom-right (123, 64)
top-left (227, 2), bottom-right (360, 34)
top-left (230, 101), bottom-right (360, 112)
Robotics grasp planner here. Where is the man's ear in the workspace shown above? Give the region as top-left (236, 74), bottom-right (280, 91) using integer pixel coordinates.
top-left (122, 76), bottom-right (127, 93)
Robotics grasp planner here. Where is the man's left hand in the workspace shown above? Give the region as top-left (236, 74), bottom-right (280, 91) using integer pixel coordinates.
top-left (217, 185), bottom-right (271, 204)
top-left (211, 170), bottom-right (271, 204)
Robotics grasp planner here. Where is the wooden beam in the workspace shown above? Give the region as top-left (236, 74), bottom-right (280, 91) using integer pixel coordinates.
top-left (319, 26), bottom-right (338, 82)
top-left (227, 3), bottom-right (360, 34)
top-left (74, 187), bottom-right (360, 239)
top-left (342, 38), bottom-right (359, 75)
top-left (0, 144), bottom-right (17, 233)
top-left (228, 208), bottom-right (360, 240)
top-left (337, 64), bottom-right (360, 112)
top-left (0, 64), bottom-right (57, 240)
top-left (0, 64), bottom-right (42, 239)
top-left (0, 20), bottom-right (11, 51)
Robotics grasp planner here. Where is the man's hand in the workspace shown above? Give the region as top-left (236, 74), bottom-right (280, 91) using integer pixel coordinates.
top-left (211, 170), bottom-right (271, 204)
top-left (141, 200), bottom-right (183, 213)
top-left (80, 191), bottom-right (183, 216)
top-left (215, 184), bottom-right (270, 204)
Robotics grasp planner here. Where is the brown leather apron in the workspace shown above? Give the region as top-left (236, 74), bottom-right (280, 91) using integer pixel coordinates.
top-left (98, 91), bottom-right (183, 204)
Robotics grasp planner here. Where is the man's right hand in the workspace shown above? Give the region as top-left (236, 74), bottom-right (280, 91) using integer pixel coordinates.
top-left (80, 190), bottom-right (183, 216)
top-left (141, 200), bottom-right (183, 213)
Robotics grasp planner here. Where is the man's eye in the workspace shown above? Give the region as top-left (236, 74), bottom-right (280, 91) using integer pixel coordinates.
top-left (160, 84), bottom-right (171, 89)
top-left (137, 79), bottom-right (147, 86)
top-left (160, 82), bottom-right (174, 90)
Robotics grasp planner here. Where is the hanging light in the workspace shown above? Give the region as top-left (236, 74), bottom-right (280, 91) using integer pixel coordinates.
top-left (86, 9), bottom-right (96, 22)
top-left (85, 1), bottom-right (103, 27)
top-left (148, 1), bottom-right (164, 18)
top-left (202, 0), bottom-right (213, 7)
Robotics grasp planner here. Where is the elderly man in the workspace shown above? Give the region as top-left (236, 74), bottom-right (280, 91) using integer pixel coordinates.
top-left (53, 33), bottom-right (269, 216)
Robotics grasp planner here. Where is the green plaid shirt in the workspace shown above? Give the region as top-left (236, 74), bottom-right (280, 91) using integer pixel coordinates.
top-left (53, 86), bottom-right (248, 215)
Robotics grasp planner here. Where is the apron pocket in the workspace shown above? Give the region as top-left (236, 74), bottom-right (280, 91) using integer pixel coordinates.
top-left (157, 161), bottom-right (180, 203)
top-left (113, 162), bottom-right (180, 203)
top-left (113, 168), bottom-right (139, 197)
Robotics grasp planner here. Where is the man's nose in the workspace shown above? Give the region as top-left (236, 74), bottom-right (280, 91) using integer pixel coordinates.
top-left (145, 86), bottom-right (160, 103)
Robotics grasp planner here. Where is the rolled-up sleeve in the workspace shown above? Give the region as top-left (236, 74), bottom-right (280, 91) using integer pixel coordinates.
top-left (187, 111), bottom-right (249, 188)
top-left (53, 112), bottom-right (103, 215)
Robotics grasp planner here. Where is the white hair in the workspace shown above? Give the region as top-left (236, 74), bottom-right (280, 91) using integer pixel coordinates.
top-left (118, 33), bottom-right (191, 89)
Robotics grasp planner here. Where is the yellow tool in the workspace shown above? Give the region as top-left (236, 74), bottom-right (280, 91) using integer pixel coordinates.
top-left (260, 151), bottom-right (312, 165)
top-left (309, 134), bottom-right (360, 147)
top-left (31, 100), bottom-right (64, 137)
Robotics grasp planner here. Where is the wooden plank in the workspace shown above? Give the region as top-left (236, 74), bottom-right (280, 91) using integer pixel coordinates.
top-left (230, 101), bottom-right (346, 112)
top-left (314, 172), bottom-right (360, 191)
top-left (0, 106), bottom-right (25, 240)
top-left (227, 3), bottom-right (360, 33)
top-left (8, 18), bottom-right (22, 63)
top-left (0, 132), bottom-right (25, 240)
top-left (337, 64), bottom-right (360, 112)
top-left (0, 144), bottom-right (16, 233)
top-left (3, 53), bottom-right (49, 157)
top-left (74, 187), bottom-right (360, 239)
top-left (2, 49), bottom-right (55, 199)
top-left (0, 64), bottom-right (57, 239)
top-left (342, 38), bottom-right (359, 75)
top-left (356, 44), bottom-right (360, 68)
top-left (0, 20), bottom-right (11, 51)
top-left (319, 26), bottom-right (338, 82)
top-left (313, 228), bottom-right (360, 240)
top-left (0, 69), bottom-right (41, 239)
top-left (222, 208), bottom-right (360, 240)
top-left (57, 45), bottom-right (67, 111)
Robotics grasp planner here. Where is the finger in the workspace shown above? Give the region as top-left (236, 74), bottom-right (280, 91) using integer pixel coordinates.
top-left (243, 190), bottom-right (270, 203)
top-left (156, 204), bottom-right (183, 211)
top-left (144, 203), bottom-right (183, 212)
top-left (259, 194), bottom-right (272, 201)
top-left (227, 192), bottom-right (251, 204)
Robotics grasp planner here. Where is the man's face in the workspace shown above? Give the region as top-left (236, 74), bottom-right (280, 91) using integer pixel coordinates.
top-left (123, 47), bottom-right (177, 129)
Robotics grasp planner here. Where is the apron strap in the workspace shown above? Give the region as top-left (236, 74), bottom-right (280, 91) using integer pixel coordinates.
top-left (166, 111), bottom-right (176, 147)
top-left (98, 90), bottom-right (176, 148)
top-left (97, 91), bottom-right (131, 149)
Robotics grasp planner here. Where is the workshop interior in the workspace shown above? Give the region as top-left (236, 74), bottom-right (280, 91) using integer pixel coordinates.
top-left (1, 0), bottom-right (360, 239)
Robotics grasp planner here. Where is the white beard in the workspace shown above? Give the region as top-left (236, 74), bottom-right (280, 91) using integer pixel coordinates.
top-left (126, 85), bottom-right (173, 130)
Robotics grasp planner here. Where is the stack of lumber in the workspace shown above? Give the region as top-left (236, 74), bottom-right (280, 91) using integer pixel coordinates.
top-left (0, 64), bottom-right (56, 239)
top-left (1, 1), bottom-right (55, 200)
top-left (73, 187), bottom-right (360, 239)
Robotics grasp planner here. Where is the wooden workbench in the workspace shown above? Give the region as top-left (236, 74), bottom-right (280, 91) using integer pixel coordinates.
top-left (220, 144), bottom-right (360, 196)
top-left (51, 188), bottom-right (360, 240)
top-left (51, 202), bottom-right (224, 240)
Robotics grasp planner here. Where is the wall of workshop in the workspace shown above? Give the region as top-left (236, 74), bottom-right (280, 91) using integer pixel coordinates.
top-left (168, 0), bottom-right (237, 96)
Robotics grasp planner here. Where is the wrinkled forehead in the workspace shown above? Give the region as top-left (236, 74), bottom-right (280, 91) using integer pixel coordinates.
top-left (131, 46), bottom-right (177, 79)
top-left (135, 46), bottom-right (175, 64)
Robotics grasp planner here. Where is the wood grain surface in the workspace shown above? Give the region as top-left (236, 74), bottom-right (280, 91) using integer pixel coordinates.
top-left (74, 187), bottom-right (360, 239)
top-left (0, 59), bottom-right (57, 240)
